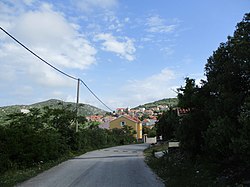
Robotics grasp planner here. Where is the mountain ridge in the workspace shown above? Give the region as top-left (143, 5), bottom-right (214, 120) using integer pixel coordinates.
top-left (133, 98), bottom-right (178, 109)
top-left (0, 99), bottom-right (107, 122)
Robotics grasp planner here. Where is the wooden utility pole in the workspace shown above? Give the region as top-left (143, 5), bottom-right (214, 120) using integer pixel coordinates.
top-left (76, 78), bottom-right (80, 132)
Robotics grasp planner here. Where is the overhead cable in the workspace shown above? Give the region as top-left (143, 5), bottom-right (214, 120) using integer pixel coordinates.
top-left (0, 26), bottom-right (113, 112)
top-left (0, 26), bottom-right (78, 81)
top-left (80, 80), bottom-right (113, 112)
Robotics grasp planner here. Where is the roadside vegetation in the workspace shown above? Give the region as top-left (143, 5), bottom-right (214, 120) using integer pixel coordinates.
top-left (145, 144), bottom-right (220, 186)
top-left (0, 105), bottom-right (135, 187)
top-left (146, 13), bottom-right (250, 186)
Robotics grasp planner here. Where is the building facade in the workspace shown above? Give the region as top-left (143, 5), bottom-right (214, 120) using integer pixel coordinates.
top-left (109, 115), bottom-right (142, 140)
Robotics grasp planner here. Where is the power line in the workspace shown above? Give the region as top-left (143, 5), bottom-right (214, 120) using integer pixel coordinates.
top-left (0, 26), bottom-right (113, 112)
top-left (0, 26), bottom-right (78, 81)
top-left (80, 80), bottom-right (113, 112)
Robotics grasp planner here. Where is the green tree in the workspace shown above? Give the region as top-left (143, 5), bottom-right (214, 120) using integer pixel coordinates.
top-left (177, 78), bottom-right (199, 109)
top-left (147, 127), bottom-right (157, 138)
top-left (156, 109), bottom-right (179, 141)
top-left (176, 78), bottom-right (210, 158)
top-left (232, 97), bottom-right (250, 166)
top-left (204, 13), bottom-right (250, 162)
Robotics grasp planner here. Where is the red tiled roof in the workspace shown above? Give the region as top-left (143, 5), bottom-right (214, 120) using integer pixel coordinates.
top-left (110, 115), bottom-right (141, 123)
top-left (177, 108), bottom-right (191, 116)
top-left (123, 115), bottom-right (141, 123)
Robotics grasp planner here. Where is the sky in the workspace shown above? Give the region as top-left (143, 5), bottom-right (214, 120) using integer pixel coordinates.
top-left (0, 0), bottom-right (249, 111)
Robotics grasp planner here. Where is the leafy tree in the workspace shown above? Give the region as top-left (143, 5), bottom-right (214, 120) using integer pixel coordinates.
top-left (232, 97), bottom-right (250, 166)
top-left (176, 78), bottom-right (210, 158)
top-left (139, 114), bottom-right (149, 121)
top-left (142, 125), bottom-right (150, 135)
top-left (156, 109), bottom-right (179, 141)
top-left (147, 127), bottom-right (157, 138)
top-left (204, 13), bottom-right (250, 162)
top-left (177, 78), bottom-right (199, 109)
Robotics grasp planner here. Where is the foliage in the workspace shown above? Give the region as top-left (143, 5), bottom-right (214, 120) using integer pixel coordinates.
top-left (176, 78), bottom-right (210, 158)
top-left (147, 127), bottom-right (157, 137)
top-left (150, 13), bottom-right (250, 185)
top-left (176, 13), bottom-right (250, 162)
top-left (142, 125), bottom-right (150, 135)
top-left (156, 109), bottom-right (179, 141)
top-left (145, 145), bottom-right (220, 186)
top-left (134, 98), bottom-right (178, 110)
top-left (203, 13), bottom-right (250, 164)
top-left (0, 105), bottom-right (135, 182)
top-left (139, 113), bottom-right (149, 121)
top-left (0, 99), bottom-right (106, 123)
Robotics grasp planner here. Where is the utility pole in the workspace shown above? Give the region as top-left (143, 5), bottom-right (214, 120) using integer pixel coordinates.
top-left (76, 78), bottom-right (80, 132)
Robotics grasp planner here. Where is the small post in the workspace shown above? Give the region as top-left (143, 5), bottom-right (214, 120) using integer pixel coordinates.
top-left (76, 78), bottom-right (80, 132)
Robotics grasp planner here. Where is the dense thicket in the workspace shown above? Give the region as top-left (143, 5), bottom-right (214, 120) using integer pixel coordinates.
top-left (0, 106), bottom-right (135, 173)
top-left (156, 109), bottom-right (179, 141)
top-left (155, 13), bottom-right (250, 183)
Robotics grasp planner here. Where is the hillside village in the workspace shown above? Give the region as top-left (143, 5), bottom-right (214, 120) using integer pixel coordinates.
top-left (87, 105), bottom-right (170, 128)
top-left (0, 98), bottom-right (179, 142)
top-left (85, 100), bottom-right (180, 142)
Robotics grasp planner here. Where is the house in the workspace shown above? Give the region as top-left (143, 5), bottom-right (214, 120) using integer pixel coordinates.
top-left (86, 115), bottom-right (103, 122)
top-left (98, 116), bottom-right (116, 129)
top-left (177, 108), bottom-right (191, 116)
top-left (21, 109), bottom-right (30, 114)
top-left (98, 121), bottom-right (110, 129)
top-left (116, 108), bottom-right (129, 115)
top-left (142, 119), bottom-right (157, 128)
top-left (109, 115), bottom-right (142, 140)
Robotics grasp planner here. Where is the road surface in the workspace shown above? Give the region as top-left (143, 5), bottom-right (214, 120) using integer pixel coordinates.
top-left (16, 144), bottom-right (165, 187)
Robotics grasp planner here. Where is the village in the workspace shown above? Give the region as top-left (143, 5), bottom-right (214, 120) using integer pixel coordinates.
top-left (85, 105), bottom-right (171, 142)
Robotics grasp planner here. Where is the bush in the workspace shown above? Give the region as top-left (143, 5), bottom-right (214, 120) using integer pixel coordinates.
top-left (0, 106), bottom-right (136, 174)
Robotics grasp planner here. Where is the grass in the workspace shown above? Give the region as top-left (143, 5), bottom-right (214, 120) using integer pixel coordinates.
top-left (0, 153), bottom-right (74, 187)
top-left (144, 144), bottom-right (221, 187)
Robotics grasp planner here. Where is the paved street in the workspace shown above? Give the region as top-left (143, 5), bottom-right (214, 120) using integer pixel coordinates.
top-left (17, 144), bottom-right (165, 187)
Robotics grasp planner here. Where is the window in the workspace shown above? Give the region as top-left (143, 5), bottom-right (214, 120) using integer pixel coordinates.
top-left (120, 121), bottom-right (126, 126)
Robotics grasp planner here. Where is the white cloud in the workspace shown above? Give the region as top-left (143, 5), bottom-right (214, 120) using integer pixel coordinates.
top-left (0, 2), bottom-right (97, 87)
top-left (146, 15), bottom-right (177, 33)
top-left (95, 33), bottom-right (136, 61)
top-left (124, 17), bottom-right (130, 22)
top-left (23, 0), bottom-right (35, 6)
top-left (160, 47), bottom-right (174, 56)
top-left (66, 95), bottom-right (77, 103)
top-left (103, 11), bottom-right (123, 32)
top-left (73, 0), bottom-right (118, 12)
top-left (112, 68), bottom-right (179, 107)
top-left (0, 1), bottom-right (99, 106)
top-left (12, 85), bottom-right (33, 96)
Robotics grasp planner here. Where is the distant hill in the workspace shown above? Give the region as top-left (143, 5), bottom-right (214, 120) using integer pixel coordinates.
top-left (134, 98), bottom-right (178, 109)
top-left (0, 99), bottom-right (107, 123)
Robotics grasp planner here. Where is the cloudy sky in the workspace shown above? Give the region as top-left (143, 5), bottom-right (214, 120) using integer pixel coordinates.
top-left (0, 0), bottom-right (249, 110)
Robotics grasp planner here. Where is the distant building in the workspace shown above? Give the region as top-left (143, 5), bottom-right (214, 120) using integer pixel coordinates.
top-left (86, 115), bottom-right (103, 122)
top-left (142, 119), bottom-right (157, 127)
top-left (98, 121), bottom-right (110, 129)
top-left (139, 108), bottom-right (145, 113)
top-left (21, 109), bottom-right (30, 114)
top-left (109, 115), bottom-right (142, 140)
top-left (116, 108), bottom-right (128, 115)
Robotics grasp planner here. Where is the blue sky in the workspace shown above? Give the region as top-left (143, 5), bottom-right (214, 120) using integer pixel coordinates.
top-left (0, 0), bottom-right (249, 110)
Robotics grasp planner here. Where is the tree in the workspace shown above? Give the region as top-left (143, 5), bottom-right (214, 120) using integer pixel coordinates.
top-left (176, 78), bottom-right (210, 158)
top-left (204, 13), bottom-right (250, 162)
top-left (232, 97), bottom-right (250, 166)
top-left (177, 78), bottom-right (199, 109)
top-left (147, 127), bottom-right (157, 138)
top-left (156, 108), bottom-right (179, 141)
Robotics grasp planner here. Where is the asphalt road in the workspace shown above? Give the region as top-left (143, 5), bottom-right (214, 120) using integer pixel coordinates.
top-left (16, 144), bottom-right (165, 187)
